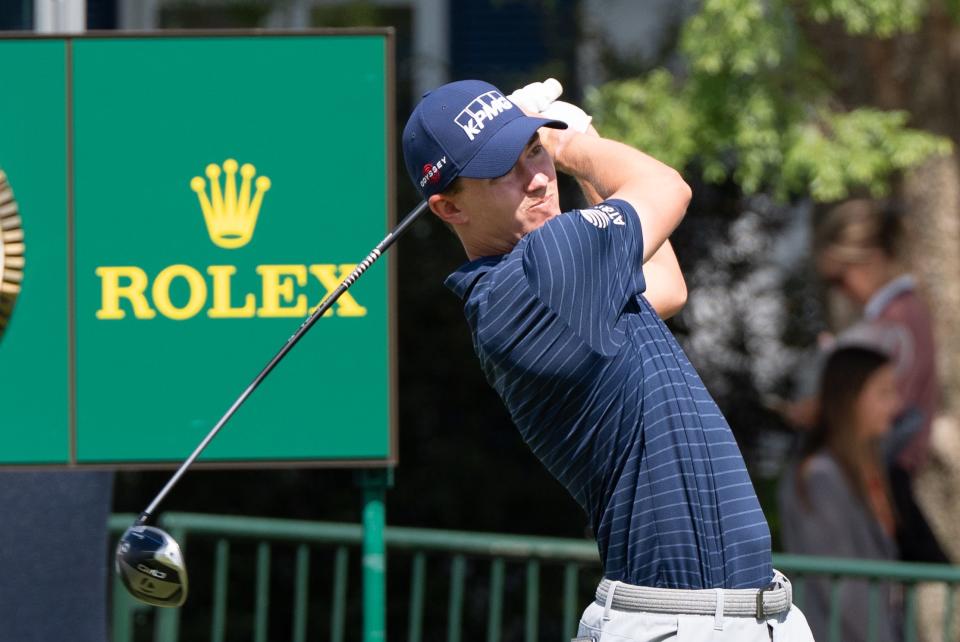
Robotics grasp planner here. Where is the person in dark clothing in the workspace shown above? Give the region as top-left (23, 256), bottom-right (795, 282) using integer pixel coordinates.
top-left (403, 78), bottom-right (815, 641)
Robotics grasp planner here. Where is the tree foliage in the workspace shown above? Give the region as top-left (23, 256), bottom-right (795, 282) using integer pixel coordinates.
top-left (806, 0), bottom-right (926, 35)
top-left (586, 0), bottom-right (952, 201)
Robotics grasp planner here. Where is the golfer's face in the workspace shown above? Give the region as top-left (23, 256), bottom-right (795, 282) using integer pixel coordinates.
top-left (460, 132), bottom-right (560, 241)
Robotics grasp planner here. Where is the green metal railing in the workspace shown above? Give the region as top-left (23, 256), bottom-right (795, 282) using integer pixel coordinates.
top-left (109, 513), bottom-right (960, 642)
top-left (774, 553), bottom-right (960, 642)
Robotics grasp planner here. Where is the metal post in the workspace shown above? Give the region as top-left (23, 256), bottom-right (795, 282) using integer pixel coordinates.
top-left (411, 0), bottom-right (450, 99)
top-left (34, 0), bottom-right (85, 32)
top-left (357, 468), bottom-right (393, 642)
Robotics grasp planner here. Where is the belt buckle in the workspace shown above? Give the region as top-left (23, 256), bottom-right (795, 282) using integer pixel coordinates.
top-left (756, 583), bottom-right (775, 619)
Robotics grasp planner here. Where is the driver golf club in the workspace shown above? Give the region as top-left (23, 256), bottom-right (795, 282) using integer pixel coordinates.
top-left (116, 199), bottom-right (430, 607)
top-left (116, 524), bottom-right (188, 607)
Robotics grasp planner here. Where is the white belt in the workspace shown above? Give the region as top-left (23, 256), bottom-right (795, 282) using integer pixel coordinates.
top-left (594, 573), bottom-right (792, 619)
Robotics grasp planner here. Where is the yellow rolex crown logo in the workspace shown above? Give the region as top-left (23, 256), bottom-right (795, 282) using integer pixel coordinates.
top-left (191, 159), bottom-right (270, 249)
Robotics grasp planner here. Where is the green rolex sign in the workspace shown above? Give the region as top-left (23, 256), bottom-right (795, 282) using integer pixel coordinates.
top-left (0, 32), bottom-right (396, 467)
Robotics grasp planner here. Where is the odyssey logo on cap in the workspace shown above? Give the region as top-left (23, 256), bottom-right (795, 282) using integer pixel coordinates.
top-left (454, 91), bottom-right (514, 141)
top-left (420, 156), bottom-right (447, 188)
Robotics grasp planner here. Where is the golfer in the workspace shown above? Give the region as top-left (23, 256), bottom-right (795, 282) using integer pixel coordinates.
top-left (403, 79), bottom-right (814, 641)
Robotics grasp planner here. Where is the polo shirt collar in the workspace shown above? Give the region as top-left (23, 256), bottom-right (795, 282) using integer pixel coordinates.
top-left (864, 274), bottom-right (916, 320)
top-left (444, 255), bottom-right (504, 299)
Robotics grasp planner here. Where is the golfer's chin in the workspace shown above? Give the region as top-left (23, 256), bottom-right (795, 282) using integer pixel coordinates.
top-left (524, 196), bottom-right (561, 226)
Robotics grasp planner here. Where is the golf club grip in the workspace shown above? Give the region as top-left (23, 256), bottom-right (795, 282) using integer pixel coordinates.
top-left (139, 200), bottom-right (430, 522)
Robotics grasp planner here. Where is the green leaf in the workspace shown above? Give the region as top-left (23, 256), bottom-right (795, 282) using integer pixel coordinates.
top-left (587, 0), bottom-right (948, 203)
top-left (804, 0), bottom-right (926, 36)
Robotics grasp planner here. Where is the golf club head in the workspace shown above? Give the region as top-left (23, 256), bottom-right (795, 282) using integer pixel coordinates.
top-left (115, 524), bottom-right (188, 607)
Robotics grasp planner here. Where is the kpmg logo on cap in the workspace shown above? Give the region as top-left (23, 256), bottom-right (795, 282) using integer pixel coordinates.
top-left (454, 91), bottom-right (514, 141)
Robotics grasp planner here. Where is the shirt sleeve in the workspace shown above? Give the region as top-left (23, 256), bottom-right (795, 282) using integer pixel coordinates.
top-left (520, 199), bottom-right (646, 356)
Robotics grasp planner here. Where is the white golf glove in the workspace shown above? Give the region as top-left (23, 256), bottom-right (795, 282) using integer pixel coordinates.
top-left (508, 78), bottom-right (593, 134)
top-left (539, 100), bottom-right (592, 134)
top-left (508, 78), bottom-right (563, 114)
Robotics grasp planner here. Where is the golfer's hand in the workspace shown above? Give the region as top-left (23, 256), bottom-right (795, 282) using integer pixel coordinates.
top-left (540, 100), bottom-right (592, 133)
top-left (539, 100), bottom-right (598, 164)
top-left (508, 78), bottom-right (563, 115)
top-left (510, 79), bottom-right (598, 165)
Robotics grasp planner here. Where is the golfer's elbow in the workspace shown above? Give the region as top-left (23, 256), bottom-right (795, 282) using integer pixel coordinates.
top-left (661, 175), bottom-right (690, 319)
top-left (636, 167), bottom-right (691, 236)
top-left (644, 238), bottom-right (688, 319)
top-left (659, 276), bottom-right (687, 319)
top-left (647, 275), bottom-right (687, 320)
top-left (651, 258), bottom-right (688, 319)
top-left (667, 169), bottom-right (692, 228)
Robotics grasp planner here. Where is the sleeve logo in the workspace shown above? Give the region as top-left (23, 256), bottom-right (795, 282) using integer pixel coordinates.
top-left (579, 203), bottom-right (625, 228)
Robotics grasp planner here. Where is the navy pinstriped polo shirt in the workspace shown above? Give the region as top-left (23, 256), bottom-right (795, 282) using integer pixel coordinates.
top-left (445, 199), bottom-right (772, 590)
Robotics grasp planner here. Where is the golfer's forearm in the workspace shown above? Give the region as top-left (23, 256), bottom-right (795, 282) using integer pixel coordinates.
top-left (554, 134), bottom-right (687, 204)
top-left (571, 125), bottom-right (604, 206)
top-left (577, 176), bottom-right (603, 206)
top-left (554, 133), bottom-right (691, 259)
top-left (568, 136), bottom-right (687, 318)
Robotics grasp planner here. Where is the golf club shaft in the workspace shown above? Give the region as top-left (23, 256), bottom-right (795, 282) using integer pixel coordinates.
top-left (138, 200), bottom-right (430, 524)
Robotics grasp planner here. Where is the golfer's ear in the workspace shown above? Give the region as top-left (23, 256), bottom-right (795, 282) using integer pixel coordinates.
top-left (429, 193), bottom-right (466, 225)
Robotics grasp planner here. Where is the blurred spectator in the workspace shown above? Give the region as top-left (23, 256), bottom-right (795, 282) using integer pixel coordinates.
top-left (779, 346), bottom-right (901, 642)
top-left (812, 198), bottom-right (948, 563)
top-left (814, 198), bottom-right (937, 472)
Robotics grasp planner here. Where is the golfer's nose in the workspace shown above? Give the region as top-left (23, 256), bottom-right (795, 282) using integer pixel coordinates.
top-left (525, 168), bottom-right (549, 193)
